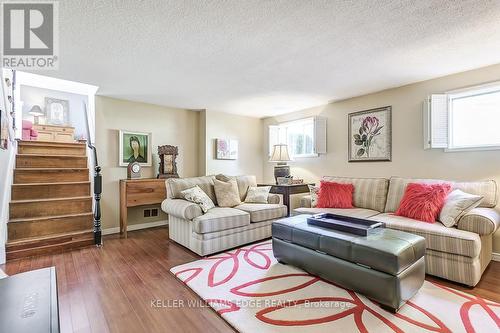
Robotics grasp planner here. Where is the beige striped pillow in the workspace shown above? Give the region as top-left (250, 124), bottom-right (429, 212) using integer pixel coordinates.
top-left (439, 190), bottom-right (483, 227)
top-left (214, 179), bottom-right (241, 207)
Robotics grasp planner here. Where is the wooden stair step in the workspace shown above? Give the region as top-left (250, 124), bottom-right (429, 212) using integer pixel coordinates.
top-left (11, 181), bottom-right (91, 200)
top-left (14, 168), bottom-right (89, 183)
top-left (16, 154), bottom-right (88, 168)
top-left (6, 230), bottom-right (94, 260)
top-left (8, 213), bottom-right (93, 241)
top-left (9, 196), bottom-right (92, 219)
top-left (18, 141), bottom-right (87, 156)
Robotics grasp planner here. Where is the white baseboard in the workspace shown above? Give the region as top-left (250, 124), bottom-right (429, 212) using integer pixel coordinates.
top-left (492, 252), bottom-right (500, 262)
top-left (102, 220), bottom-right (168, 236)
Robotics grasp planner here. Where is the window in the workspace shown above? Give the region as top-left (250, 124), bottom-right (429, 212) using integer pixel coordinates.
top-left (449, 85), bottom-right (500, 149)
top-left (269, 117), bottom-right (317, 157)
top-left (425, 82), bottom-right (500, 151)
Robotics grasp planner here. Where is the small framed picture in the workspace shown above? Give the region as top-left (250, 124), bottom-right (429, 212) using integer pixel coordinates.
top-left (348, 106), bottom-right (392, 162)
top-left (158, 145), bottom-right (179, 179)
top-left (45, 97), bottom-right (69, 125)
top-left (119, 130), bottom-right (152, 167)
top-left (216, 138), bottom-right (238, 160)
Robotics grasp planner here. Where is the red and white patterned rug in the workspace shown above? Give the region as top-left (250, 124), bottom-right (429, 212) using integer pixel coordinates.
top-left (170, 241), bottom-right (500, 333)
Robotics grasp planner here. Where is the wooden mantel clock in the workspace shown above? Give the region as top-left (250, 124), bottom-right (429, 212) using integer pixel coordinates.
top-left (127, 161), bottom-right (141, 179)
top-left (158, 145), bottom-right (179, 179)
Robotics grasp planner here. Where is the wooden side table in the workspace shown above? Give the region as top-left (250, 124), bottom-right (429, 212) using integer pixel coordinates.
top-left (258, 183), bottom-right (313, 216)
top-left (119, 178), bottom-right (167, 238)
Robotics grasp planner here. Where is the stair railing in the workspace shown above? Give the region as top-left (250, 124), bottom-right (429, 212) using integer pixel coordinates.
top-left (83, 102), bottom-right (102, 246)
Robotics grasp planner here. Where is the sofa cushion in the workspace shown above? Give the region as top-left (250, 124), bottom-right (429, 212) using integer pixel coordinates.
top-left (22, 119), bottom-right (33, 130)
top-left (439, 190), bottom-right (483, 227)
top-left (235, 175), bottom-right (257, 201)
top-left (322, 176), bottom-right (389, 212)
top-left (395, 183), bottom-right (451, 223)
top-left (166, 176), bottom-right (217, 204)
top-left (235, 203), bottom-right (287, 222)
top-left (192, 207), bottom-right (250, 234)
top-left (181, 185), bottom-right (215, 213)
top-left (308, 184), bottom-right (319, 207)
top-left (454, 180), bottom-right (497, 207)
top-left (316, 181), bottom-right (354, 208)
top-left (214, 178), bottom-right (241, 207)
top-left (369, 213), bottom-right (481, 258)
top-left (244, 186), bottom-right (271, 203)
top-left (294, 207), bottom-right (380, 219)
top-left (385, 177), bottom-right (497, 212)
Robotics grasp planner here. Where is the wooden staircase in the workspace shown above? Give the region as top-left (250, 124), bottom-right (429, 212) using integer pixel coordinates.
top-left (7, 141), bottom-right (94, 260)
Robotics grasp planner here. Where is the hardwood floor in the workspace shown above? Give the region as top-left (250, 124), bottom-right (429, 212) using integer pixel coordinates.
top-left (1, 227), bottom-right (234, 333)
top-left (1, 226), bottom-right (499, 333)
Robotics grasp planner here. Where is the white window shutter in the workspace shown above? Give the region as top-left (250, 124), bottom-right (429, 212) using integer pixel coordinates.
top-left (314, 116), bottom-right (327, 154)
top-left (423, 99), bottom-right (431, 149)
top-left (423, 94), bottom-right (448, 149)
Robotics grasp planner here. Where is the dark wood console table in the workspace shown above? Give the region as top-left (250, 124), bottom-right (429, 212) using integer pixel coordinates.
top-left (258, 183), bottom-right (313, 216)
top-left (120, 178), bottom-right (167, 238)
top-left (0, 267), bottom-right (59, 333)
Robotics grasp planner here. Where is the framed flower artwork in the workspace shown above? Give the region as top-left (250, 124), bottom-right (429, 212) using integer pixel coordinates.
top-left (216, 138), bottom-right (238, 160)
top-left (348, 106), bottom-right (392, 162)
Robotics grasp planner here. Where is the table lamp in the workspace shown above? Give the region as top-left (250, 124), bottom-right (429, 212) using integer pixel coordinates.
top-left (29, 105), bottom-right (44, 124)
top-left (269, 144), bottom-right (292, 184)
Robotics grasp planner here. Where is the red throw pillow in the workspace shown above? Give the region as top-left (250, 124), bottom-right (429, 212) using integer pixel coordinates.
top-left (316, 181), bottom-right (354, 208)
top-left (395, 183), bottom-right (452, 223)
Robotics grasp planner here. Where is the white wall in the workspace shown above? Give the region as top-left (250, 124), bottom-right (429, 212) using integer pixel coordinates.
top-left (263, 63), bottom-right (500, 252)
top-left (20, 85), bottom-right (88, 139)
top-left (0, 143), bottom-right (15, 264)
top-left (95, 104), bottom-right (267, 229)
top-left (0, 71), bottom-right (15, 264)
top-left (95, 96), bottom-right (200, 229)
top-left (204, 110), bottom-right (264, 181)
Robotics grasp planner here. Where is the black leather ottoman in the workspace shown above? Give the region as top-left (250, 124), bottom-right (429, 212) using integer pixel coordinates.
top-left (272, 215), bottom-right (426, 311)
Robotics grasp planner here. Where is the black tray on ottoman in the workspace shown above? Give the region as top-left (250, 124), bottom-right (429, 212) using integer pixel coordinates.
top-left (307, 213), bottom-right (384, 236)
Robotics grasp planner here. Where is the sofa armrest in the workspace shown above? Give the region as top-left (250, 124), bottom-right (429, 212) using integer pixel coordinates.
top-left (267, 193), bottom-right (281, 204)
top-left (161, 199), bottom-right (203, 220)
top-left (300, 195), bottom-right (312, 208)
top-left (457, 208), bottom-right (500, 236)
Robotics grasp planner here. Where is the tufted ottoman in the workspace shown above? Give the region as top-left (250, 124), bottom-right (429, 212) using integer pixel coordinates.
top-left (272, 214), bottom-right (426, 311)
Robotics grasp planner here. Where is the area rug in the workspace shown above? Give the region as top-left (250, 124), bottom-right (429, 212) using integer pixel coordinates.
top-left (170, 241), bottom-right (500, 333)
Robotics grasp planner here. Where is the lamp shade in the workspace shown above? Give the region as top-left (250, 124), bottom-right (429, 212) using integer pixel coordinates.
top-left (29, 105), bottom-right (44, 117)
top-left (269, 144), bottom-right (291, 162)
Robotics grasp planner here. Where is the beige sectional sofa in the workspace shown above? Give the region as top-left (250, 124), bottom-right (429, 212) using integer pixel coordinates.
top-left (161, 175), bottom-right (287, 256)
top-left (297, 176), bottom-right (500, 286)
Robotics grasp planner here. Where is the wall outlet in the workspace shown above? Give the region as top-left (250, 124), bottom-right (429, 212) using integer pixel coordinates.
top-left (151, 208), bottom-right (159, 217)
top-left (143, 209), bottom-right (151, 218)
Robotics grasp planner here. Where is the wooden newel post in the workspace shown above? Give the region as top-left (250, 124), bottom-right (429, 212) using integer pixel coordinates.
top-left (94, 165), bottom-right (102, 246)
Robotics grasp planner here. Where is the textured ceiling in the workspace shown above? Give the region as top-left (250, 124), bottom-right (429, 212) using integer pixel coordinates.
top-left (36, 0), bottom-right (500, 117)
